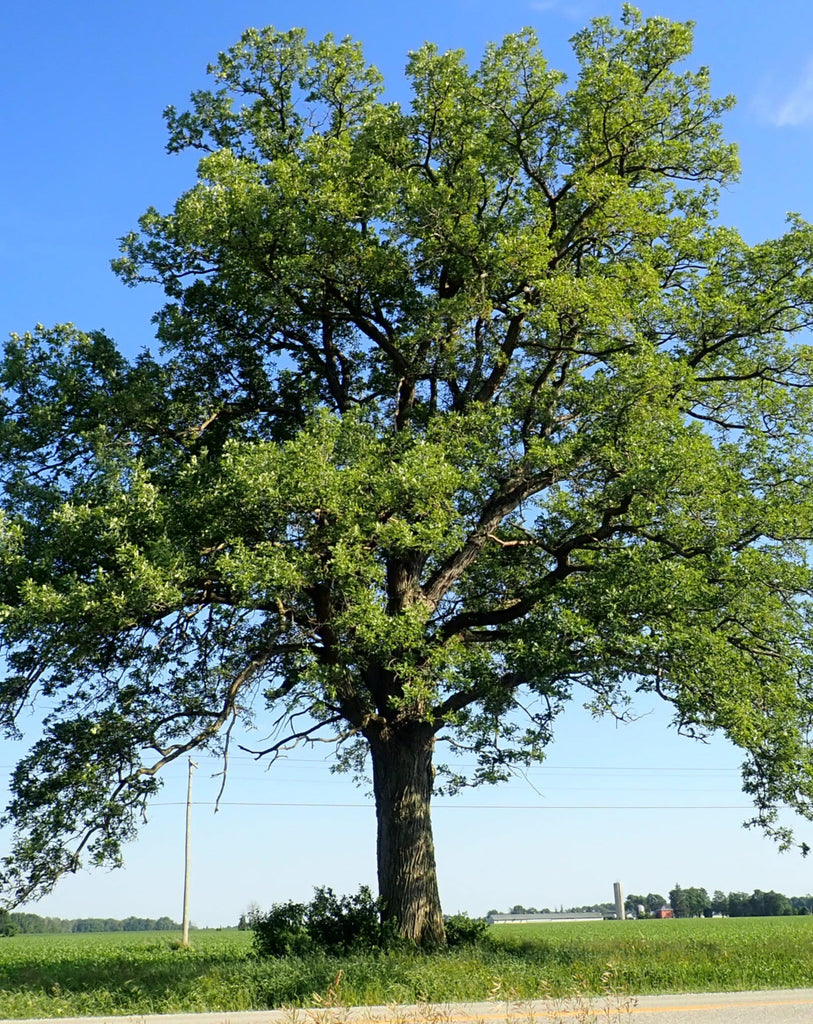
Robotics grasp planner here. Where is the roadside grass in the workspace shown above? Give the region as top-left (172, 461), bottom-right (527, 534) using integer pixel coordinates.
top-left (0, 917), bottom-right (812, 1018)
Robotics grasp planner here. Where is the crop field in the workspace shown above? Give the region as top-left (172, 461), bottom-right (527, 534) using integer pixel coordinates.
top-left (490, 916), bottom-right (813, 994)
top-left (0, 917), bottom-right (813, 1018)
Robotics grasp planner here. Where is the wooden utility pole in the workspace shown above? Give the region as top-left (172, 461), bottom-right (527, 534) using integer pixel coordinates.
top-left (181, 757), bottom-right (198, 947)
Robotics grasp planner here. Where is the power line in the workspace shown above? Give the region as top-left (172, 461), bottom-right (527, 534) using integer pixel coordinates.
top-left (0, 759), bottom-right (740, 772)
top-left (184, 755), bottom-right (742, 772)
top-left (150, 799), bottom-right (753, 810)
top-left (187, 777), bottom-right (739, 791)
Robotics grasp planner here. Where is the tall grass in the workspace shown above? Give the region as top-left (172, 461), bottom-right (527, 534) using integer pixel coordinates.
top-left (0, 917), bottom-right (811, 1018)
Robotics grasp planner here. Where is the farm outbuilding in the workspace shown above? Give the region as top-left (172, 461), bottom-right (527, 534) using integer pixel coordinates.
top-left (487, 912), bottom-right (604, 924)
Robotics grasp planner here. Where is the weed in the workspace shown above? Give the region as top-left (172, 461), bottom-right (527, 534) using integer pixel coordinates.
top-left (308, 970), bottom-right (349, 1024)
top-left (495, 967), bottom-right (636, 1024)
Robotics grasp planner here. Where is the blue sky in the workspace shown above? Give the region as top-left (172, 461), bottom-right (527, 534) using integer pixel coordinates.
top-left (3, 0), bottom-right (813, 927)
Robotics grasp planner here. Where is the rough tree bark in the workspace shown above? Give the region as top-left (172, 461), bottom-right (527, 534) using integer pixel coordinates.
top-left (366, 720), bottom-right (445, 945)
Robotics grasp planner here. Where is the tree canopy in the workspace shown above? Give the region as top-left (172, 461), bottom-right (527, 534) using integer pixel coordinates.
top-left (3, 6), bottom-right (813, 943)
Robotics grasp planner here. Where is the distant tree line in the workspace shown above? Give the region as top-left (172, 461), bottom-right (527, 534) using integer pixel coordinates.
top-left (485, 906), bottom-right (547, 916)
top-left (0, 910), bottom-right (180, 936)
top-left (490, 889), bottom-right (813, 921)
top-left (623, 893), bottom-right (669, 917)
top-left (653, 885), bottom-right (810, 918)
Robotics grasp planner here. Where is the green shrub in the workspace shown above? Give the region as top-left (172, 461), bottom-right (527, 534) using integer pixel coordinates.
top-left (306, 886), bottom-right (387, 954)
top-left (444, 913), bottom-right (489, 947)
top-left (249, 900), bottom-right (311, 958)
top-left (250, 886), bottom-right (390, 957)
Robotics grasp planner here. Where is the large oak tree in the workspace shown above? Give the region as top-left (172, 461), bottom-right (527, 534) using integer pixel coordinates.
top-left (4, 7), bottom-right (813, 944)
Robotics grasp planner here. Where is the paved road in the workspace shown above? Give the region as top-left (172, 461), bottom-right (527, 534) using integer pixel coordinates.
top-left (5, 990), bottom-right (813, 1024)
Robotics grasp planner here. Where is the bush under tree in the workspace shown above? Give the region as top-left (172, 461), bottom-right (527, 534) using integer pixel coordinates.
top-left (250, 886), bottom-right (393, 956)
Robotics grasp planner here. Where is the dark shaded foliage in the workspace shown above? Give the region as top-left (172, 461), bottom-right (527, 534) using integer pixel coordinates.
top-left (443, 914), bottom-right (489, 947)
top-left (250, 886), bottom-right (393, 957)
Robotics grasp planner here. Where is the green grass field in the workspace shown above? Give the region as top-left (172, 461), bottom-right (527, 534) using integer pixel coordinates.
top-left (0, 917), bottom-right (812, 1018)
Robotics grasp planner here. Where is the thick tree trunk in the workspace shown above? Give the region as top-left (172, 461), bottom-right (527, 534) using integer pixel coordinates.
top-left (367, 720), bottom-right (446, 946)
